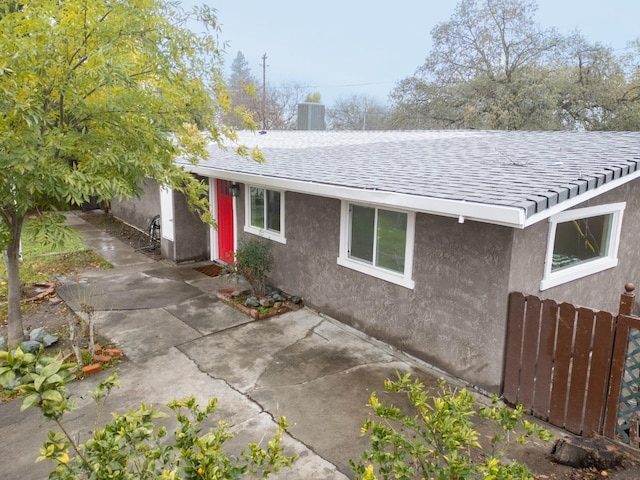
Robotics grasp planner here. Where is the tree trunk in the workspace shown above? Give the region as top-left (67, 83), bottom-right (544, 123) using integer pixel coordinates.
top-left (2, 212), bottom-right (24, 348)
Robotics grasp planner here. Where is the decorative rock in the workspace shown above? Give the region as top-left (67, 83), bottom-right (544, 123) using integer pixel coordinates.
top-left (29, 328), bottom-right (59, 347)
top-left (259, 297), bottom-right (275, 308)
top-left (20, 340), bottom-right (42, 353)
top-left (0, 337), bottom-right (6, 351)
top-left (266, 286), bottom-right (282, 296)
top-left (274, 302), bottom-right (283, 310)
top-left (271, 293), bottom-right (285, 302)
top-left (245, 296), bottom-right (260, 308)
top-left (290, 295), bottom-right (302, 305)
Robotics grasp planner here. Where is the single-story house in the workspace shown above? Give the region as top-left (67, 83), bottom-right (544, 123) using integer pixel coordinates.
top-left (112, 130), bottom-right (640, 392)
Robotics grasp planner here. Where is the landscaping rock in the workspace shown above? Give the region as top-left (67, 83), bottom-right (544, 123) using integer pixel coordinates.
top-left (29, 328), bottom-right (58, 347)
top-left (271, 293), bottom-right (285, 302)
top-left (20, 340), bottom-right (42, 353)
top-left (244, 296), bottom-right (260, 308)
top-left (0, 336), bottom-right (6, 351)
top-left (290, 295), bottom-right (302, 305)
top-left (260, 297), bottom-right (275, 308)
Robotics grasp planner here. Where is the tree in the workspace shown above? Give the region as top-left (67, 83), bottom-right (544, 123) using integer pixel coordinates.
top-left (389, 0), bottom-right (640, 131)
top-left (260, 81), bottom-right (313, 130)
top-left (224, 52), bottom-right (312, 130)
top-left (304, 92), bottom-right (322, 103)
top-left (552, 34), bottom-right (629, 130)
top-left (0, 0), bottom-right (258, 347)
top-left (390, 0), bottom-right (563, 129)
top-left (328, 95), bottom-right (389, 130)
top-left (224, 51), bottom-right (260, 129)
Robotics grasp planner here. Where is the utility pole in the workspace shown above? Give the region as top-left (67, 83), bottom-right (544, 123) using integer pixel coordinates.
top-left (261, 53), bottom-right (267, 131)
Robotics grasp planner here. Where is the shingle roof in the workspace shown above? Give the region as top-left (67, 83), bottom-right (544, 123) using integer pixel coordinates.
top-left (180, 130), bottom-right (640, 228)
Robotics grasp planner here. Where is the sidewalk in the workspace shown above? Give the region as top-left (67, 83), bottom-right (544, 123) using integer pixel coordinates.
top-left (0, 211), bottom-right (563, 479)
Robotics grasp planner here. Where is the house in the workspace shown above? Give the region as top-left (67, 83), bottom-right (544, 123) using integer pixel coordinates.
top-left (111, 130), bottom-right (640, 392)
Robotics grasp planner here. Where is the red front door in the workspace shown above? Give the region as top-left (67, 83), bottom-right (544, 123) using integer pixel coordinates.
top-left (216, 180), bottom-right (235, 263)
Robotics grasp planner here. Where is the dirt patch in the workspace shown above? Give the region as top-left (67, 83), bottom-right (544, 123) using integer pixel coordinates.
top-left (0, 284), bottom-right (111, 358)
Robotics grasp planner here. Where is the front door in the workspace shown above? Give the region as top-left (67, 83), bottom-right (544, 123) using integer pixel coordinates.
top-left (216, 179), bottom-right (235, 263)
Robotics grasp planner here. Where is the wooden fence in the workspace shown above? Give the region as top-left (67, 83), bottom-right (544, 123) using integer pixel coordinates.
top-left (503, 284), bottom-right (640, 442)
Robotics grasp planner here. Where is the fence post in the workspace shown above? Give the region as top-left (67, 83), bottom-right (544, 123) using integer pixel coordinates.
top-left (603, 283), bottom-right (637, 437)
top-left (619, 283), bottom-right (635, 316)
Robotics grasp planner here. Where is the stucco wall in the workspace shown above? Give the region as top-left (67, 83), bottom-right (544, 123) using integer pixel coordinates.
top-left (508, 180), bottom-right (640, 313)
top-left (241, 191), bottom-right (514, 392)
top-left (110, 178), bottom-right (161, 232)
top-left (168, 186), bottom-right (210, 263)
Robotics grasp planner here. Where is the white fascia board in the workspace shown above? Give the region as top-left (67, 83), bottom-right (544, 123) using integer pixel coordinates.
top-left (522, 167), bottom-right (640, 228)
top-left (185, 165), bottom-right (527, 228)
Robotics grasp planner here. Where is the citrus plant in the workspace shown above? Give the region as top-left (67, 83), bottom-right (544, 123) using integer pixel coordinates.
top-left (351, 373), bottom-right (552, 480)
top-left (0, 349), bottom-right (296, 479)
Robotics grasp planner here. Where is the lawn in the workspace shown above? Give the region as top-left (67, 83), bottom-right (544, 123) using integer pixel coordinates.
top-left (0, 215), bottom-right (112, 321)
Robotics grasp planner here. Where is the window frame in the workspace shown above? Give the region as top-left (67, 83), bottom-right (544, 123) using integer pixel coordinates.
top-left (338, 201), bottom-right (415, 289)
top-left (540, 202), bottom-right (625, 291)
top-left (244, 185), bottom-right (286, 244)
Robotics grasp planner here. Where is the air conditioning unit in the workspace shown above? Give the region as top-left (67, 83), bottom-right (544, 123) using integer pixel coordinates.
top-left (297, 103), bottom-right (326, 130)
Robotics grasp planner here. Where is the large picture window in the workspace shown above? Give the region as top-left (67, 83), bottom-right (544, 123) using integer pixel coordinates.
top-left (244, 186), bottom-right (286, 243)
top-left (338, 202), bottom-right (415, 289)
top-left (540, 203), bottom-right (625, 290)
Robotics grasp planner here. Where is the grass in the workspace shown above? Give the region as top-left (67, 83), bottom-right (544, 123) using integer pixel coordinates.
top-left (0, 216), bottom-right (112, 320)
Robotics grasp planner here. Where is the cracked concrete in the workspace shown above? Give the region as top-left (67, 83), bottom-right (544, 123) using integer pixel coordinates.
top-left (1, 212), bottom-right (444, 479)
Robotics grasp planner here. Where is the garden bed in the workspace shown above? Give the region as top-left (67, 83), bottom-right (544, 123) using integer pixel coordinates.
top-left (216, 288), bottom-right (303, 320)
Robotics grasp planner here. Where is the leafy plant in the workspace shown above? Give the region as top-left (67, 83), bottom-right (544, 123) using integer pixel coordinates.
top-left (0, 350), bottom-right (296, 479)
top-left (351, 373), bottom-right (552, 480)
top-left (231, 239), bottom-right (274, 297)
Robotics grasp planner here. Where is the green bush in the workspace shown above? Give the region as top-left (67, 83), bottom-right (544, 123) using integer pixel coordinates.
top-left (231, 239), bottom-right (274, 297)
top-left (351, 373), bottom-right (552, 480)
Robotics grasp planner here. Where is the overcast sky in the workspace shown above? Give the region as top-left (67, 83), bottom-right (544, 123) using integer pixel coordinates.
top-left (181, 1), bottom-right (639, 105)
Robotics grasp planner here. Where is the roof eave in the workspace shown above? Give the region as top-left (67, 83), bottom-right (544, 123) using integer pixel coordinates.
top-left (185, 165), bottom-right (527, 228)
top-left (522, 166), bottom-right (640, 228)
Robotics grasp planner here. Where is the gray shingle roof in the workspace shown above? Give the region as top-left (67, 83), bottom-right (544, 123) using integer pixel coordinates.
top-left (180, 130), bottom-right (640, 227)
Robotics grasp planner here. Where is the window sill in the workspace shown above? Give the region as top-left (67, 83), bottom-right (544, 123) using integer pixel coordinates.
top-left (244, 226), bottom-right (287, 244)
top-left (540, 258), bottom-right (618, 291)
top-left (337, 257), bottom-right (415, 289)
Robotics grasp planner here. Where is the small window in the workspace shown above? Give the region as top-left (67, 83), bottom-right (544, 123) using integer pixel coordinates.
top-left (338, 201), bottom-right (415, 289)
top-left (540, 203), bottom-right (625, 290)
top-left (244, 186), bottom-right (286, 243)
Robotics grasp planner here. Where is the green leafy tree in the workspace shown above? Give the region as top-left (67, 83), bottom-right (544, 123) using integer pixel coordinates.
top-left (390, 0), bottom-right (562, 130)
top-left (0, 0), bottom-right (259, 347)
top-left (389, 0), bottom-right (640, 131)
top-left (304, 92), bottom-right (322, 103)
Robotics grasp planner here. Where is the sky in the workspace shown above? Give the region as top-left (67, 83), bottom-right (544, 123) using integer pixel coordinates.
top-left (180, 0), bottom-right (640, 106)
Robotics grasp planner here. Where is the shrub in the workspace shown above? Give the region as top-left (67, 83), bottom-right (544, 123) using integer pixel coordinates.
top-left (351, 373), bottom-right (552, 480)
top-left (232, 239), bottom-right (274, 297)
top-left (0, 349), bottom-right (296, 479)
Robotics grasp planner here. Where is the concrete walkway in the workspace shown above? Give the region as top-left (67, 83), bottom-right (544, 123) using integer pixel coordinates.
top-left (1, 212), bottom-right (457, 479)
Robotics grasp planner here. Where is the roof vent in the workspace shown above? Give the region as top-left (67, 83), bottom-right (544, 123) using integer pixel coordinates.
top-left (297, 103), bottom-right (326, 131)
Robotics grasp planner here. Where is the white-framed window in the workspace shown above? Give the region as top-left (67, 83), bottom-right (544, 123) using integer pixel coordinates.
top-left (244, 185), bottom-right (286, 243)
top-left (338, 201), bottom-right (415, 289)
top-left (540, 202), bottom-right (625, 291)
